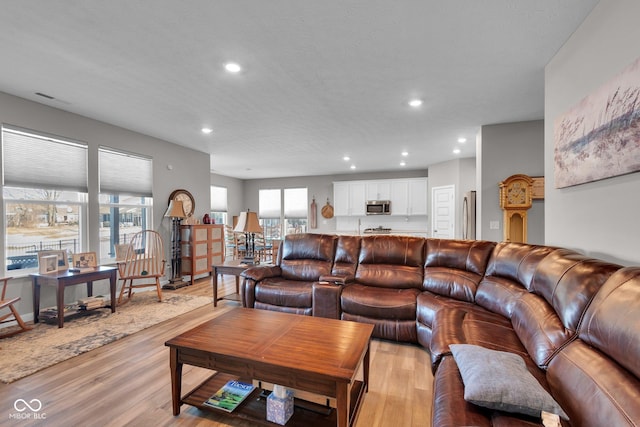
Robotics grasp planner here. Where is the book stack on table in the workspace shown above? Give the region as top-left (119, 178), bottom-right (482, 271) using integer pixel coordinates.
top-left (39, 304), bottom-right (81, 322)
top-left (78, 296), bottom-right (109, 310)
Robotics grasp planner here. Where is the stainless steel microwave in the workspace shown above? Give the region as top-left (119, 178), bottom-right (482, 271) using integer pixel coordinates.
top-left (366, 200), bottom-right (391, 215)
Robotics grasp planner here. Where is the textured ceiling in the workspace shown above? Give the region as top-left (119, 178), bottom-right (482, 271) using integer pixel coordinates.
top-left (0, 1), bottom-right (598, 179)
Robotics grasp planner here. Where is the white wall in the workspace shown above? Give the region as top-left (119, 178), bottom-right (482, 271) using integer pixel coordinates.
top-left (427, 157), bottom-right (476, 239)
top-left (0, 91), bottom-right (211, 316)
top-left (545, 0), bottom-right (640, 265)
top-left (211, 173), bottom-right (244, 226)
top-left (479, 120), bottom-right (545, 244)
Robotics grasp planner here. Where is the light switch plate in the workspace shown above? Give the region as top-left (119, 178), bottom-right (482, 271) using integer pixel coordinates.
top-left (489, 221), bottom-right (500, 230)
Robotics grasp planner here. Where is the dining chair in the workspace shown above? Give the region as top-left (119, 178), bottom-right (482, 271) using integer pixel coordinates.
top-left (117, 230), bottom-right (165, 305)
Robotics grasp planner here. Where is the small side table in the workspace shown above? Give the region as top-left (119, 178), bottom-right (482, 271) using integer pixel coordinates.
top-left (211, 260), bottom-right (250, 307)
top-left (31, 266), bottom-right (117, 328)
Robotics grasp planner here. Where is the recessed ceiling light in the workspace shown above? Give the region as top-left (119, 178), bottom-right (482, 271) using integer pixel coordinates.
top-left (224, 62), bottom-right (242, 73)
top-left (458, 137), bottom-right (467, 143)
top-left (401, 151), bottom-right (409, 157)
top-left (408, 99), bottom-right (423, 108)
top-left (343, 156), bottom-right (350, 161)
top-left (400, 161), bottom-right (406, 167)
top-left (350, 164), bottom-right (356, 170)
top-left (453, 148), bottom-right (461, 154)
top-left (201, 127), bottom-right (213, 134)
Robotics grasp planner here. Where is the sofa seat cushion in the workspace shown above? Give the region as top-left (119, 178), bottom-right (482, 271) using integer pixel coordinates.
top-left (450, 344), bottom-right (568, 420)
top-left (254, 278), bottom-right (313, 308)
top-left (416, 291), bottom-right (477, 349)
top-left (254, 302), bottom-right (312, 316)
top-left (341, 312), bottom-right (417, 342)
top-left (433, 356), bottom-right (544, 427)
top-left (429, 306), bottom-right (531, 370)
top-left (417, 291), bottom-right (477, 330)
top-left (341, 283), bottom-right (419, 320)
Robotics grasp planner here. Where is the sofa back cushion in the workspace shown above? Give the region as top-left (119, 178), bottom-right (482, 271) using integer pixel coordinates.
top-left (279, 233), bottom-right (337, 281)
top-left (546, 267), bottom-right (640, 426)
top-left (331, 235), bottom-right (360, 278)
top-left (423, 239), bottom-right (496, 302)
top-left (513, 250), bottom-right (620, 367)
top-left (478, 244), bottom-right (622, 368)
top-left (578, 267), bottom-right (640, 378)
top-left (475, 243), bottom-right (556, 317)
top-left (355, 235), bottom-right (425, 289)
top-left (529, 249), bottom-right (621, 336)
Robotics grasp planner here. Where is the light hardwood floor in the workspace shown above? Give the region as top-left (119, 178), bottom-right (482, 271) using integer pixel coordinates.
top-left (0, 275), bottom-right (433, 427)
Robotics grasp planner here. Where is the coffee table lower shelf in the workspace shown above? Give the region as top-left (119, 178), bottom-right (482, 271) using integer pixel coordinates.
top-left (181, 372), bottom-right (366, 427)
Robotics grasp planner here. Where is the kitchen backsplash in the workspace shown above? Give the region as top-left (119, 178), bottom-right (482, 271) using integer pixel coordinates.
top-left (336, 216), bottom-right (429, 236)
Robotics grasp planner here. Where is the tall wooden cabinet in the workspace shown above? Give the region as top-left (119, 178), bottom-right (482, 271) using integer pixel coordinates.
top-left (180, 224), bottom-right (224, 286)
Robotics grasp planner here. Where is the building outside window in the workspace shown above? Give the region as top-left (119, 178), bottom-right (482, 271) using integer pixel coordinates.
top-left (2, 126), bottom-right (88, 273)
top-left (98, 147), bottom-right (153, 263)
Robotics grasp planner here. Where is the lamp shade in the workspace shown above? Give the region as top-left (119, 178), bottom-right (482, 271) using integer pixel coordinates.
top-left (234, 210), bottom-right (263, 233)
top-left (164, 200), bottom-right (187, 218)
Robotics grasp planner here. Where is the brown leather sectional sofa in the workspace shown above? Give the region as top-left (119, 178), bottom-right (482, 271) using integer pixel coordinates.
top-left (241, 233), bottom-right (640, 426)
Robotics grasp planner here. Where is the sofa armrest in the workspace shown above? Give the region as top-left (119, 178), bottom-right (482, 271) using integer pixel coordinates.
top-left (313, 281), bottom-right (343, 319)
top-left (429, 308), bottom-right (469, 371)
top-left (319, 274), bottom-right (354, 285)
top-left (241, 265), bottom-right (282, 281)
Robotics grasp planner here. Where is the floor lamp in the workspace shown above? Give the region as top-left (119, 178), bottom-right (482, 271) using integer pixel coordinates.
top-left (234, 210), bottom-right (263, 265)
top-left (164, 200), bottom-right (187, 289)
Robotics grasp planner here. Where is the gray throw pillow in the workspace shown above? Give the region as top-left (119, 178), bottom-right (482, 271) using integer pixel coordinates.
top-left (450, 344), bottom-right (569, 420)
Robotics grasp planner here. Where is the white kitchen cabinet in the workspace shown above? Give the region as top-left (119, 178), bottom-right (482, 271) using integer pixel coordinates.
top-left (366, 181), bottom-right (391, 201)
top-left (350, 182), bottom-right (366, 216)
top-left (333, 182), bottom-right (350, 216)
top-left (333, 181), bottom-right (366, 216)
top-left (334, 178), bottom-right (426, 217)
top-left (390, 180), bottom-right (409, 215)
top-left (407, 178), bottom-right (428, 215)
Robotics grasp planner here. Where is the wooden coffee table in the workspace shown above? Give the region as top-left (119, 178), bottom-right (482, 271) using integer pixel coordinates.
top-left (165, 308), bottom-right (374, 427)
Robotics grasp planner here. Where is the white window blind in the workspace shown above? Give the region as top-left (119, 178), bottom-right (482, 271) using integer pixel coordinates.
top-left (259, 189), bottom-right (281, 218)
top-left (210, 185), bottom-right (228, 212)
top-left (2, 126), bottom-right (88, 192)
top-left (99, 147), bottom-right (152, 197)
top-left (284, 188), bottom-right (308, 218)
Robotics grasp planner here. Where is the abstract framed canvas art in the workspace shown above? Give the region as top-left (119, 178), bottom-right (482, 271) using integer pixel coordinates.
top-left (554, 56), bottom-right (640, 188)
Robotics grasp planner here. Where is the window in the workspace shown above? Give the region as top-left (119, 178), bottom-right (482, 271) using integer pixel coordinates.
top-left (258, 187), bottom-right (308, 239)
top-left (98, 147), bottom-right (153, 263)
top-left (210, 185), bottom-right (227, 225)
top-left (284, 188), bottom-right (308, 235)
top-left (259, 189), bottom-right (281, 240)
top-left (2, 126), bottom-right (88, 273)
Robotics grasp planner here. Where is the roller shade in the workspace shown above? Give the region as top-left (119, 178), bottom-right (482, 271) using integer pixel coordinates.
top-left (284, 188), bottom-right (308, 218)
top-left (259, 189), bottom-right (281, 218)
top-left (210, 185), bottom-right (227, 212)
top-left (99, 147), bottom-right (152, 197)
top-left (2, 126), bottom-right (88, 192)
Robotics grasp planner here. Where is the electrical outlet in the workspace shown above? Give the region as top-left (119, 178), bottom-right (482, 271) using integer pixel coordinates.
top-left (489, 221), bottom-right (500, 230)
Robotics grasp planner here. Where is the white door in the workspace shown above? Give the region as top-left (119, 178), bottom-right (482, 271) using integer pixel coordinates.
top-left (432, 185), bottom-right (455, 238)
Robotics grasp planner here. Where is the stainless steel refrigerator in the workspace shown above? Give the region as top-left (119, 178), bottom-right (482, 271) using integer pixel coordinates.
top-left (462, 191), bottom-right (476, 240)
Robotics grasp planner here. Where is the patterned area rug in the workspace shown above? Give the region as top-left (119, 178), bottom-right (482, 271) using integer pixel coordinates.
top-left (0, 292), bottom-right (212, 383)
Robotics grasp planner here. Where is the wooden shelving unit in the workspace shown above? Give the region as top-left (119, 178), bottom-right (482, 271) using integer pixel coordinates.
top-left (180, 224), bottom-right (224, 286)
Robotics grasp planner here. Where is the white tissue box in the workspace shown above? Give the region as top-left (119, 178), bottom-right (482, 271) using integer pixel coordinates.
top-left (266, 388), bottom-right (294, 425)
